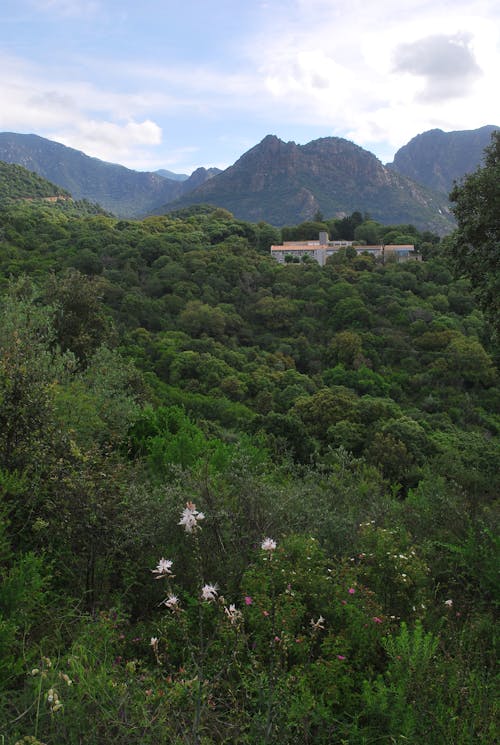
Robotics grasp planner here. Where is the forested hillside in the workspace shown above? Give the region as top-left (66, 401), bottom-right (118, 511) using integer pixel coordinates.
top-left (0, 161), bottom-right (70, 201)
top-left (0, 176), bottom-right (498, 742)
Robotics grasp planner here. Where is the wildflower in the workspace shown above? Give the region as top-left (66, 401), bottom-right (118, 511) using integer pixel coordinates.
top-left (59, 672), bottom-right (72, 686)
top-left (261, 537), bottom-right (277, 551)
top-left (47, 688), bottom-right (62, 711)
top-left (244, 596), bottom-right (253, 605)
top-left (152, 558), bottom-right (173, 579)
top-left (337, 655), bottom-right (346, 660)
top-left (262, 610), bottom-right (269, 617)
top-left (444, 599), bottom-right (453, 607)
top-left (310, 615), bottom-right (325, 631)
top-left (348, 587), bottom-right (355, 595)
top-left (179, 501), bottom-right (205, 533)
top-left (201, 583), bottom-right (218, 602)
top-left (372, 616), bottom-right (383, 624)
top-left (224, 604), bottom-right (243, 625)
top-left (162, 594), bottom-right (180, 610)
top-left (150, 637), bottom-right (159, 650)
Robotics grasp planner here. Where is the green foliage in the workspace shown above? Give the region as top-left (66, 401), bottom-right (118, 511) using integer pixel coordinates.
top-left (449, 130), bottom-right (500, 337)
top-left (0, 203), bottom-right (498, 743)
top-left (362, 621), bottom-right (439, 741)
top-left (0, 161), bottom-right (70, 201)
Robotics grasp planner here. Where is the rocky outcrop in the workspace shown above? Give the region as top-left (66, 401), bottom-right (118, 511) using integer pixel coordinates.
top-left (388, 125), bottom-right (499, 194)
top-left (162, 135), bottom-right (454, 232)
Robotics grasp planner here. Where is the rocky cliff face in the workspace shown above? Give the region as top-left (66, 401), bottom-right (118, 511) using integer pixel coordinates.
top-left (163, 135), bottom-right (453, 232)
top-left (388, 125), bottom-right (499, 194)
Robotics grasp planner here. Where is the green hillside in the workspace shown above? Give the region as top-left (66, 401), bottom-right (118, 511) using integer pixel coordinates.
top-left (0, 169), bottom-right (497, 744)
top-left (0, 160), bottom-right (71, 200)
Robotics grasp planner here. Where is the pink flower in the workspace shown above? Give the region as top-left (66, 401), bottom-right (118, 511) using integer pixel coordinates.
top-left (341, 600), bottom-right (347, 605)
top-left (348, 588), bottom-right (355, 595)
top-left (244, 596), bottom-right (253, 605)
top-left (262, 610), bottom-right (269, 617)
top-left (337, 655), bottom-right (346, 660)
top-left (261, 537), bottom-right (277, 551)
top-left (372, 616), bottom-right (382, 624)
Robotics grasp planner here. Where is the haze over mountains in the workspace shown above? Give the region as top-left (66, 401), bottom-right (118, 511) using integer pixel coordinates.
top-left (0, 126), bottom-right (497, 232)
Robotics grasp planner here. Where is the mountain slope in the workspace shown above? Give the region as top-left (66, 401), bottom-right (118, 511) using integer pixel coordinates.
top-left (0, 161), bottom-right (71, 201)
top-left (161, 135), bottom-right (454, 232)
top-left (388, 125), bottom-right (499, 194)
top-left (0, 133), bottom-right (216, 218)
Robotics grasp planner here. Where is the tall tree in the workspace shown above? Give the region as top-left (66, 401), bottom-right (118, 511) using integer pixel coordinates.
top-left (448, 131), bottom-right (500, 337)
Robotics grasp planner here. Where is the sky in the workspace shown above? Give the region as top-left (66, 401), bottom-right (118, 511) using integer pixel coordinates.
top-left (1, 0), bottom-right (499, 174)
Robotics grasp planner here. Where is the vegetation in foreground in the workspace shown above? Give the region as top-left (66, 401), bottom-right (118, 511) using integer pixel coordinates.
top-left (0, 134), bottom-right (498, 743)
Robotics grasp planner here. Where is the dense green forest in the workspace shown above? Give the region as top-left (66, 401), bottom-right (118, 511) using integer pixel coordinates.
top-left (0, 138), bottom-right (498, 744)
top-left (0, 162), bottom-right (70, 201)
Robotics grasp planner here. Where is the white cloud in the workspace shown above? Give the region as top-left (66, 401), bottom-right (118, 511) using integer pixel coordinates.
top-left (393, 33), bottom-right (482, 101)
top-left (51, 119), bottom-right (162, 162)
top-left (246, 0), bottom-right (500, 157)
top-left (0, 53), bottom-right (165, 164)
top-left (1, 0), bottom-right (499, 170)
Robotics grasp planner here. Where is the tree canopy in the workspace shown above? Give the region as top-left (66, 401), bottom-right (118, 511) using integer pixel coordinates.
top-left (449, 130), bottom-right (500, 337)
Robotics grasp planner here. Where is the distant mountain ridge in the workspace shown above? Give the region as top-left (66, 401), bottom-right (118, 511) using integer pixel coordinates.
top-left (0, 127), bottom-right (497, 231)
top-left (0, 133), bottom-right (217, 218)
top-left (161, 134), bottom-right (454, 233)
top-left (388, 125), bottom-right (499, 194)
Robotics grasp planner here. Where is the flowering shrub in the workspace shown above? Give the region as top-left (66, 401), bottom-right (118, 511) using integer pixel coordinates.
top-left (352, 522), bottom-right (431, 619)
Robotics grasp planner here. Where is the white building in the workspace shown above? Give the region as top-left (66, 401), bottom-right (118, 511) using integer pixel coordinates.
top-left (270, 232), bottom-right (419, 265)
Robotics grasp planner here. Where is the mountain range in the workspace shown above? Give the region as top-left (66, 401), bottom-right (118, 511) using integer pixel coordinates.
top-left (0, 126), bottom-right (497, 232)
top-left (162, 134), bottom-right (453, 232)
top-left (0, 132), bottom-right (219, 218)
top-left (388, 125), bottom-right (499, 193)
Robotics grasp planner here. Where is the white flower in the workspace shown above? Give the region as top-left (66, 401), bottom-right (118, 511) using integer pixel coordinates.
top-left (150, 636), bottom-right (158, 647)
top-left (310, 615), bottom-right (325, 631)
top-left (163, 594), bottom-right (180, 610)
top-left (179, 501), bottom-right (205, 533)
top-left (261, 537), bottom-right (277, 551)
top-left (224, 603), bottom-right (243, 624)
top-left (444, 599), bottom-right (453, 607)
top-left (201, 583), bottom-right (218, 602)
top-left (152, 558), bottom-right (173, 579)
